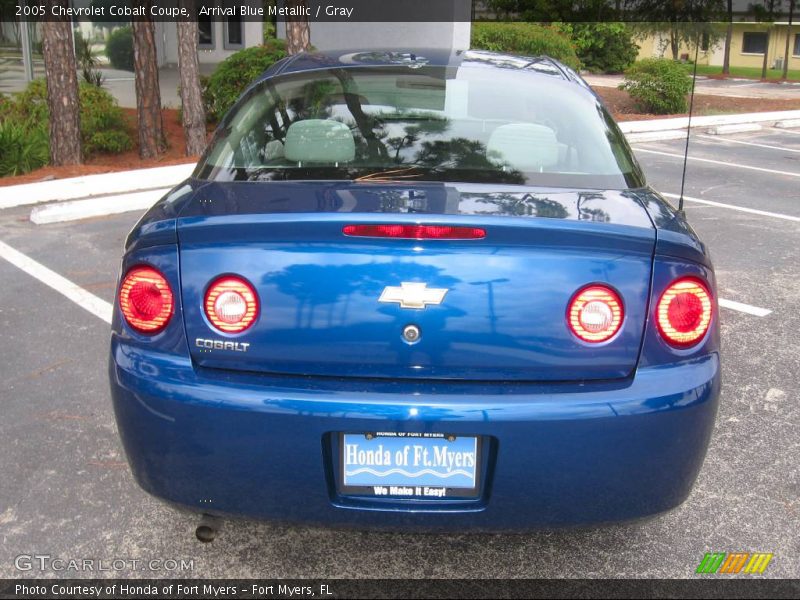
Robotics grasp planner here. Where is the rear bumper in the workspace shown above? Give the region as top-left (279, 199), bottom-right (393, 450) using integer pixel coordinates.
top-left (109, 338), bottom-right (720, 531)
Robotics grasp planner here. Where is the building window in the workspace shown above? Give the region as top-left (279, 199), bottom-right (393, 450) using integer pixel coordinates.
top-left (224, 17), bottom-right (244, 49)
top-left (794, 33), bottom-right (800, 57)
top-left (700, 32), bottom-right (710, 52)
top-left (198, 12), bottom-right (214, 48)
top-left (742, 32), bottom-right (767, 54)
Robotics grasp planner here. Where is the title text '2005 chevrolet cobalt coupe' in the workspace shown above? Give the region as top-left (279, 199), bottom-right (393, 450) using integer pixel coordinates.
top-left (109, 49), bottom-right (720, 530)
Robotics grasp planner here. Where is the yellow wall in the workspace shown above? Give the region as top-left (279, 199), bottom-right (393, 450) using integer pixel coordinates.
top-left (725, 23), bottom-right (800, 70)
top-left (635, 31), bottom-right (714, 65)
top-left (635, 35), bottom-right (655, 60)
top-left (637, 23), bottom-right (800, 72)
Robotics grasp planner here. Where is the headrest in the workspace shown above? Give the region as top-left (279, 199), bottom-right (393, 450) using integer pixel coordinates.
top-left (284, 119), bottom-right (355, 164)
top-left (487, 123), bottom-right (559, 172)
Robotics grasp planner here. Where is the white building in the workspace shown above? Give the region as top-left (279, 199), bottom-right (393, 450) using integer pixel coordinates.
top-left (154, 19), bottom-right (266, 67)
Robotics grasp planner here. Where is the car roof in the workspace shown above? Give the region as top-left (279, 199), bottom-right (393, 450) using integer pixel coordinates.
top-left (255, 48), bottom-right (590, 91)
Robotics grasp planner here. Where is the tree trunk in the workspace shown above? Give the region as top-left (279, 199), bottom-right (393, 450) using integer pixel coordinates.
top-left (670, 28), bottom-right (679, 60)
top-left (761, 27), bottom-right (771, 80)
top-left (132, 5), bottom-right (165, 159)
top-left (285, 0), bottom-right (311, 54)
top-left (41, 9), bottom-right (81, 166)
top-left (722, 0), bottom-right (733, 75)
top-left (783, 0), bottom-right (795, 80)
top-left (176, 0), bottom-right (207, 156)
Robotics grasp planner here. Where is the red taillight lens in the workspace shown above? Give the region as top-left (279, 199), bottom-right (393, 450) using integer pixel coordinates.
top-left (343, 224), bottom-right (486, 239)
top-left (567, 285), bottom-right (624, 343)
top-left (118, 266), bottom-right (173, 334)
top-left (657, 278), bottom-right (713, 347)
top-left (204, 276), bottom-right (259, 333)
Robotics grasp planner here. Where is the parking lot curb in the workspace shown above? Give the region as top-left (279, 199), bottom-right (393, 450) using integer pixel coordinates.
top-left (774, 118), bottom-right (800, 128)
top-left (618, 109), bottom-right (800, 142)
top-left (705, 123), bottom-right (763, 135)
top-left (0, 162), bottom-right (195, 210)
top-left (623, 130), bottom-right (689, 143)
top-left (30, 188), bottom-right (173, 225)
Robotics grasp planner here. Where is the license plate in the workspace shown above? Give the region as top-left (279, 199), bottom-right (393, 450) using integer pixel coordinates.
top-left (339, 432), bottom-right (481, 498)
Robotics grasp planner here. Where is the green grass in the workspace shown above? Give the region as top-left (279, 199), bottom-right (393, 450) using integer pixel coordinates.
top-left (682, 63), bottom-right (800, 82)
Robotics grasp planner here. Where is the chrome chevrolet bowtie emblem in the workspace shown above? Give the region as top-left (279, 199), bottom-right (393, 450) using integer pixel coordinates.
top-left (378, 282), bottom-right (448, 309)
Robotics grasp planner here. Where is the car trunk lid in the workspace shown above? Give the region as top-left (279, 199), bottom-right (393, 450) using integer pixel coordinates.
top-left (177, 181), bottom-right (655, 381)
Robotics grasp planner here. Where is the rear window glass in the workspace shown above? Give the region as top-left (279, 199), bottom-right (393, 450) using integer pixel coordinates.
top-left (197, 60), bottom-right (643, 189)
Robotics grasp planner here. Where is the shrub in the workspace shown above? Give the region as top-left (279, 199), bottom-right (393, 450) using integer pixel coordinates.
top-left (563, 23), bottom-right (639, 74)
top-left (619, 58), bottom-right (692, 114)
top-left (0, 94), bottom-right (11, 121)
top-left (470, 22), bottom-right (580, 70)
top-left (106, 26), bottom-right (134, 71)
top-left (74, 30), bottom-right (105, 86)
top-left (0, 121), bottom-right (49, 177)
top-left (263, 19), bottom-right (276, 42)
top-left (85, 129), bottom-right (132, 154)
top-left (78, 83), bottom-right (133, 154)
top-left (1, 79), bottom-right (132, 157)
top-left (204, 39), bottom-right (288, 121)
top-left (5, 79), bottom-right (50, 126)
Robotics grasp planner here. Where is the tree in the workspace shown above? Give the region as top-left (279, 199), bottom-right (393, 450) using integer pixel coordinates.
top-left (176, 0), bottom-right (206, 156)
top-left (486, 0), bottom-right (619, 21)
top-left (782, 0), bottom-right (795, 80)
top-left (285, 0), bottom-right (310, 54)
top-left (41, 4), bottom-right (81, 165)
top-left (132, 1), bottom-right (165, 158)
top-left (753, 0), bottom-right (781, 80)
top-left (722, 0), bottom-right (733, 75)
top-left (624, 0), bottom-right (726, 61)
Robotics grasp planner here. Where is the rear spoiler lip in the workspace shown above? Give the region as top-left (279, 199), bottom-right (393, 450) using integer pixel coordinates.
top-left (175, 211), bottom-right (656, 256)
top-left (174, 179), bottom-right (656, 229)
top-left (629, 188), bottom-right (712, 269)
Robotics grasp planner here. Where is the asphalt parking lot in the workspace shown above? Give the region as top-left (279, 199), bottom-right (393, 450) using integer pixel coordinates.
top-left (0, 126), bottom-right (798, 579)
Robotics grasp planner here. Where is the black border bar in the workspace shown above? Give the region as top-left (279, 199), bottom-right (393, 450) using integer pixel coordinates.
top-left (7, 0), bottom-right (797, 23)
top-left (2, 579), bottom-right (800, 599)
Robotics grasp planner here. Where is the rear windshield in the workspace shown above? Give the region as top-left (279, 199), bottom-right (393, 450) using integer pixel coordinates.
top-left (196, 62), bottom-right (643, 189)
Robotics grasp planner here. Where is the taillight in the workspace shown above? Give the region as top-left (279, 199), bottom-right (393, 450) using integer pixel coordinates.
top-left (118, 266), bottom-right (173, 334)
top-left (343, 224), bottom-right (486, 239)
top-left (656, 278), bottom-right (713, 347)
top-left (567, 285), bottom-right (624, 343)
top-left (204, 276), bottom-right (259, 333)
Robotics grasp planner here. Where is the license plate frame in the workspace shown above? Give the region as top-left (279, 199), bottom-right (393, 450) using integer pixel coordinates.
top-left (338, 432), bottom-right (482, 499)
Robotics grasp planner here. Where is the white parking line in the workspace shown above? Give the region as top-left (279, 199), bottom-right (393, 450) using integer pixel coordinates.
top-left (0, 240), bottom-right (112, 324)
top-left (718, 298), bottom-right (772, 317)
top-left (696, 134), bottom-right (800, 154)
top-left (634, 147), bottom-right (800, 178)
top-left (662, 192), bottom-right (800, 223)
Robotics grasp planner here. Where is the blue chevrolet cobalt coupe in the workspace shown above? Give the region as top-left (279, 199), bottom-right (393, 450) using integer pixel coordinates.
top-left (109, 49), bottom-right (720, 530)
